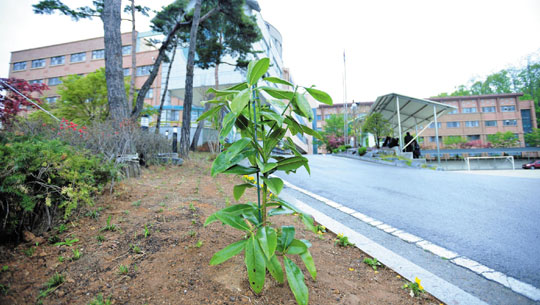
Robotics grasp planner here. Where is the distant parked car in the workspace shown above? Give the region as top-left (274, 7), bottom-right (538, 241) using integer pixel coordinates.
top-left (522, 160), bottom-right (540, 169)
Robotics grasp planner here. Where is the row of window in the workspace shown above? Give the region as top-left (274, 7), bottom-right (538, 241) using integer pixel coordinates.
top-left (28, 65), bottom-right (153, 86)
top-left (447, 105), bottom-right (516, 114)
top-left (426, 134), bottom-right (518, 143)
top-left (43, 88), bottom-right (154, 104)
top-left (429, 119), bottom-right (518, 129)
top-left (12, 46), bottom-right (133, 71)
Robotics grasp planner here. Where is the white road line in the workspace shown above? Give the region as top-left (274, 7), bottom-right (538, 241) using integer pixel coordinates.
top-left (277, 176), bottom-right (540, 301)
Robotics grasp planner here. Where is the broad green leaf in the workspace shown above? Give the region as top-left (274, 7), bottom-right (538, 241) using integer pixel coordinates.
top-left (256, 226), bottom-right (277, 259)
top-left (262, 177), bottom-right (284, 195)
top-left (206, 87), bottom-right (239, 97)
top-left (286, 239), bottom-right (308, 255)
top-left (211, 137), bottom-right (250, 176)
top-left (263, 76), bottom-right (294, 87)
top-left (205, 204), bottom-right (257, 226)
top-left (266, 255), bottom-right (284, 283)
top-left (215, 212), bottom-right (250, 231)
top-left (300, 125), bottom-right (323, 141)
top-left (300, 214), bottom-right (316, 233)
top-left (223, 164), bottom-right (258, 175)
top-left (268, 98), bottom-right (286, 111)
top-left (294, 92), bottom-right (313, 120)
top-left (279, 226), bottom-right (295, 251)
top-left (225, 82), bottom-right (248, 91)
top-left (196, 105), bottom-right (221, 122)
top-left (268, 206), bottom-right (295, 216)
top-left (305, 87), bottom-right (333, 105)
top-left (247, 58), bottom-right (270, 86)
top-left (210, 239), bottom-right (247, 265)
top-left (260, 86), bottom-right (295, 100)
top-left (219, 111), bottom-right (237, 143)
top-left (300, 250), bottom-right (317, 280)
top-left (276, 156), bottom-right (307, 172)
top-left (233, 183), bottom-right (254, 201)
top-left (284, 116), bottom-right (302, 135)
top-left (284, 256), bottom-right (309, 305)
top-left (263, 127), bottom-right (287, 157)
top-left (231, 88), bottom-right (251, 114)
top-left (260, 110), bottom-right (283, 127)
top-left (245, 235), bottom-right (266, 293)
top-left (256, 159), bottom-right (277, 174)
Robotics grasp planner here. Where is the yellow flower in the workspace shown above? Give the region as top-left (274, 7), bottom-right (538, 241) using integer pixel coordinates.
top-left (415, 277), bottom-right (424, 290)
top-left (321, 226), bottom-right (326, 230)
top-left (396, 275), bottom-right (401, 279)
top-left (317, 230), bottom-right (322, 235)
top-left (374, 271), bottom-right (379, 274)
top-left (348, 268), bottom-right (355, 271)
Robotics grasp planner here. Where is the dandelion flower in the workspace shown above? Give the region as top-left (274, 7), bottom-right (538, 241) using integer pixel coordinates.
top-left (348, 268), bottom-right (355, 271)
top-left (374, 271), bottom-right (379, 274)
top-left (415, 277), bottom-right (424, 290)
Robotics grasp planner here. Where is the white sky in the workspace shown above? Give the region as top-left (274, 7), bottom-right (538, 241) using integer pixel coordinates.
top-left (1, 0), bottom-right (540, 104)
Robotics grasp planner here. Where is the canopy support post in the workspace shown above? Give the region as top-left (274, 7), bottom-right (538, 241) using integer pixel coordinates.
top-left (433, 105), bottom-right (441, 165)
top-left (396, 96), bottom-right (403, 152)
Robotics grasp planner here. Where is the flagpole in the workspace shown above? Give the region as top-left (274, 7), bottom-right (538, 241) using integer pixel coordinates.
top-left (343, 50), bottom-right (348, 145)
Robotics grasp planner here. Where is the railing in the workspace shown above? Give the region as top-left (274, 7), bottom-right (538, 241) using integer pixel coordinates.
top-left (464, 156), bottom-right (515, 171)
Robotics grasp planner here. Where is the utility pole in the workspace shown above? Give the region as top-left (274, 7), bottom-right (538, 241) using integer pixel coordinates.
top-left (343, 50), bottom-right (348, 145)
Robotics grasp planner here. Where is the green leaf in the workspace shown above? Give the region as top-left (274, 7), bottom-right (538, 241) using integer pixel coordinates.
top-left (260, 110), bottom-right (283, 127)
top-left (300, 214), bottom-right (316, 233)
top-left (266, 255), bottom-right (284, 284)
top-left (210, 239), bottom-right (247, 265)
top-left (211, 137), bottom-right (250, 176)
top-left (284, 116), bottom-right (302, 135)
top-left (263, 76), bottom-right (294, 87)
top-left (294, 92), bottom-right (313, 120)
top-left (219, 111), bottom-right (237, 143)
top-left (225, 82), bottom-right (248, 91)
top-left (204, 204), bottom-right (257, 226)
top-left (233, 183), bottom-right (254, 201)
top-left (245, 235), bottom-right (266, 293)
top-left (268, 206), bottom-right (295, 216)
top-left (223, 164), bottom-right (258, 175)
top-left (256, 226), bottom-right (277, 260)
top-left (279, 226), bottom-right (295, 251)
top-left (300, 124), bottom-right (323, 141)
top-left (284, 256), bottom-right (309, 305)
top-left (206, 87), bottom-right (239, 97)
top-left (286, 239), bottom-right (308, 255)
top-left (305, 87), bottom-right (333, 105)
top-left (276, 156), bottom-right (308, 172)
top-left (247, 58), bottom-right (270, 86)
top-left (300, 250), bottom-right (317, 280)
top-left (196, 105), bottom-right (221, 122)
top-left (256, 159), bottom-right (277, 174)
top-left (262, 177), bottom-right (284, 195)
top-left (215, 212), bottom-right (250, 231)
top-left (231, 88), bottom-right (251, 115)
top-left (260, 86), bottom-right (295, 100)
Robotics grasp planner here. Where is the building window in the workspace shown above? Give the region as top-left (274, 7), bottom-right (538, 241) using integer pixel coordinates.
top-left (324, 114), bottom-right (331, 120)
top-left (136, 65), bottom-right (152, 76)
top-left (145, 88), bottom-right (153, 99)
top-left (316, 115), bottom-right (321, 120)
top-left (448, 109), bottom-right (458, 114)
top-left (29, 79), bottom-right (44, 84)
top-left (501, 105), bottom-right (515, 112)
top-left (122, 45), bottom-right (132, 55)
top-left (467, 135), bottom-right (480, 141)
top-left (70, 52), bottom-right (86, 63)
top-left (465, 121), bottom-right (479, 127)
top-left (123, 68), bottom-right (131, 76)
top-left (92, 49), bottom-right (104, 59)
top-left (45, 96), bottom-right (58, 103)
top-left (13, 61), bottom-right (27, 71)
top-left (48, 77), bottom-right (62, 86)
top-left (482, 106), bottom-right (496, 113)
top-left (462, 107), bottom-right (477, 113)
top-left (446, 121), bottom-right (460, 128)
top-left (31, 59), bottom-right (46, 68)
top-left (485, 120), bottom-right (497, 127)
top-left (50, 55), bottom-right (65, 66)
top-left (429, 136), bottom-right (442, 142)
top-left (502, 119), bottom-right (517, 126)
top-left (428, 122), bottom-right (441, 128)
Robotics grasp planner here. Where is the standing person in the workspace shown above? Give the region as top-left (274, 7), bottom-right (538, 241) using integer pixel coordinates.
top-left (404, 132), bottom-right (413, 152)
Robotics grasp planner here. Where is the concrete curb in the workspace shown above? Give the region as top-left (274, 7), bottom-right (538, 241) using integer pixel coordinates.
top-left (278, 177), bottom-right (540, 302)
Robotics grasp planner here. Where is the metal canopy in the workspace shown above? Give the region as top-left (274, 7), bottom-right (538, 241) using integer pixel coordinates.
top-left (369, 93), bottom-right (457, 164)
top-left (369, 93), bottom-right (456, 132)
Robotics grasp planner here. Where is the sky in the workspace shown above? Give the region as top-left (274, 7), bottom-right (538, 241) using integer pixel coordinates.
top-left (1, 0), bottom-right (540, 104)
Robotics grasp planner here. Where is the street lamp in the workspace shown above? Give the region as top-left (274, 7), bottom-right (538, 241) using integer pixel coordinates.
top-left (351, 103), bottom-right (358, 147)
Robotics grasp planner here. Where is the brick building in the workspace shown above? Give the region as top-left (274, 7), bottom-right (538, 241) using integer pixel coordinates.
top-left (8, 32), bottom-right (161, 107)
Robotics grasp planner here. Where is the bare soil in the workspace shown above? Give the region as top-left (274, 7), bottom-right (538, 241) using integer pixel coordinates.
top-left (0, 154), bottom-right (443, 305)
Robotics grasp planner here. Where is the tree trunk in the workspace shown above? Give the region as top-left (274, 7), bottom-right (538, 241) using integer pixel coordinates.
top-left (179, 0), bottom-right (203, 158)
top-left (190, 64), bottom-right (219, 151)
top-left (155, 44), bottom-right (177, 134)
top-left (128, 0), bottom-right (136, 114)
top-left (102, 0), bottom-right (128, 122)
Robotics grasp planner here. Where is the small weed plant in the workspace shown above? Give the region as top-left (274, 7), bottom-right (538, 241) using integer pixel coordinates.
top-left (37, 272), bottom-right (64, 302)
top-left (117, 264), bottom-right (129, 275)
top-left (1, 265), bottom-right (8, 272)
top-left (71, 248), bottom-right (82, 261)
top-left (403, 277), bottom-right (425, 297)
top-left (204, 58), bottom-right (332, 305)
top-left (58, 256), bottom-right (64, 263)
top-left (96, 235), bottom-right (105, 242)
top-left (363, 257), bottom-right (382, 270)
top-left (88, 293), bottom-right (112, 305)
top-left (195, 240), bottom-right (204, 248)
top-left (101, 215), bottom-right (118, 232)
top-left (132, 200), bottom-right (141, 207)
top-left (130, 244), bottom-right (141, 254)
top-left (56, 223), bottom-right (68, 233)
top-left (0, 284), bottom-right (9, 296)
top-left (143, 224), bottom-right (150, 238)
top-left (334, 233), bottom-right (354, 247)
top-left (54, 237), bottom-right (79, 247)
top-left (23, 246), bottom-right (35, 257)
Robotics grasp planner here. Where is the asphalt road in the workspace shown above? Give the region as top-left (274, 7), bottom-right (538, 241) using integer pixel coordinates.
top-left (273, 155), bottom-right (540, 289)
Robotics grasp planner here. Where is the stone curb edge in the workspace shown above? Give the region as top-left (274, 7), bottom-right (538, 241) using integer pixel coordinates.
top-left (277, 176), bottom-right (540, 302)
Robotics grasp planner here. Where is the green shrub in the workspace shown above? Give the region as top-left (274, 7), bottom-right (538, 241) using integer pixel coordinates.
top-left (357, 147), bottom-right (367, 156)
top-left (0, 133), bottom-right (119, 242)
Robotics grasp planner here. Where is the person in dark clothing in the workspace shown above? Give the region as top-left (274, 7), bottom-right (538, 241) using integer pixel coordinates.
top-left (382, 136), bottom-right (391, 147)
top-left (404, 132), bottom-right (413, 152)
top-left (412, 140), bottom-right (421, 158)
top-left (389, 137), bottom-right (399, 148)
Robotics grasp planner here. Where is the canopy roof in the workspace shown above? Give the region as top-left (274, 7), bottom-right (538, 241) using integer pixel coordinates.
top-left (369, 93), bottom-right (457, 132)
